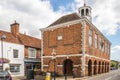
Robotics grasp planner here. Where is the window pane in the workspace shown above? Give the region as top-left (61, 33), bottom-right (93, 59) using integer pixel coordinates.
top-left (28, 48), bottom-right (36, 58)
top-left (95, 34), bottom-right (98, 48)
top-left (89, 29), bottom-right (92, 46)
top-left (99, 38), bottom-right (101, 50)
top-left (10, 65), bottom-right (20, 73)
top-left (13, 49), bottom-right (18, 58)
top-left (0, 66), bottom-right (2, 72)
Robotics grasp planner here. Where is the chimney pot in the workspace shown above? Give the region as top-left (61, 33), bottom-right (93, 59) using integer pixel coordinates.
top-left (10, 20), bottom-right (19, 36)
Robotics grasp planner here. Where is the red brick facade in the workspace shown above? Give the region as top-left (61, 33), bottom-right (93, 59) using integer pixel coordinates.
top-left (41, 5), bottom-right (111, 77)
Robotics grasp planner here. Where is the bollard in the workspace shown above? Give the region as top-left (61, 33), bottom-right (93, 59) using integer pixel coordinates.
top-left (45, 72), bottom-right (51, 80)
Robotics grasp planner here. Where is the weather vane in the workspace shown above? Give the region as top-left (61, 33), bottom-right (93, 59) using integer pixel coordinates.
top-left (84, 0), bottom-right (86, 6)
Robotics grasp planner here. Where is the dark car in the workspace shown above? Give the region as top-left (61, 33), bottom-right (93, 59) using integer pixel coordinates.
top-left (0, 71), bottom-right (12, 80)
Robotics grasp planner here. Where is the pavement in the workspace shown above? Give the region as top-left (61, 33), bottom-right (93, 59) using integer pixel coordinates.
top-left (13, 70), bottom-right (120, 80)
top-left (13, 75), bottom-right (87, 80)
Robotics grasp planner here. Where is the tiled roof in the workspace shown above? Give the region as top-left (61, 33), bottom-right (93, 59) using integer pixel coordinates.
top-left (18, 34), bottom-right (41, 48)
top-left (48, 13), bottom-right (80, 27)
top-left (0, 30), bottom-right (41, 48)
top-left (0, 30), bottom-right (20, 44)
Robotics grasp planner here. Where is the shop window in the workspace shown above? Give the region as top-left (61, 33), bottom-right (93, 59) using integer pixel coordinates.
top-left (10, 65), bottom-right (20, 73)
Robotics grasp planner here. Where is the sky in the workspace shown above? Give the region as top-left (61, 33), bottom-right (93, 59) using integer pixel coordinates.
top-left (0, 0), bottom-right (120, 61)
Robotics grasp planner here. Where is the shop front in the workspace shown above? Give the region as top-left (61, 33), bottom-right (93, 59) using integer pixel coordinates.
top-left (24, 59), bottom-right (41, 75)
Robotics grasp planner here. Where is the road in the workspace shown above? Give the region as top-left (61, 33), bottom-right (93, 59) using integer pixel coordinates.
top-left (12, 69), bottom-right (120, 80)
top-left (87, 69), bottom-right (120, 80)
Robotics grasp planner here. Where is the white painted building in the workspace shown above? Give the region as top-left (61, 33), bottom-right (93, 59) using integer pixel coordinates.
top-left (0, 41), bottom-right (24, 77)
top-left (0, 21), bottom-right (41, 77)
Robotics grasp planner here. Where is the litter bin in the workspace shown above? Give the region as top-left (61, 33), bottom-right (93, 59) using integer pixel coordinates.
top-left (45, 72), bottom-right (51, 80)
top-left (27, 69), bottom-right (34, 80)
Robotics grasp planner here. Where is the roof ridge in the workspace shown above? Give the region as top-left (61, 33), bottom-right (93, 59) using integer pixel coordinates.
top-left (48, 12), bottom-right (80, 27)
top-left (19, 33), bottom-right (41, 40)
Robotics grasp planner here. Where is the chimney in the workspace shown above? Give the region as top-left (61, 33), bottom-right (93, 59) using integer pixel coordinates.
top-left (10, 20), bottom-right (19, 36)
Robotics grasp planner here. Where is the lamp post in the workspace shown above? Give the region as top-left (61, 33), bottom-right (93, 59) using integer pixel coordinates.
top-left (65, 55), bottom-right (69, 80)
top-left (1, 34), bottom-right (6, 71)
top-left (51, 49), bottom-right (56, 80)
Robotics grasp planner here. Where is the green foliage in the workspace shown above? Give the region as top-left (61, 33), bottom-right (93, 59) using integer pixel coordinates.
top-left (111, 60), bottom-right (119, 69)
top-left (111, 62), bottom-right (116, 67)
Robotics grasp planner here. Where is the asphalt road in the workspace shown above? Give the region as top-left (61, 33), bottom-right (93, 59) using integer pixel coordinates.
top-left (13, 69), bottom-right (120, 80)
top-left (87, 69), bottom-right (120, 80)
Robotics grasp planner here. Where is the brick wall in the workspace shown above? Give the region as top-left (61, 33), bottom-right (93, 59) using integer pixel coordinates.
top-left (43, 23), bottom-right (82, 56)
top-left (85, 24), bottom-right (110, 60)
top-left (42, 21), bottom-right (111, 76)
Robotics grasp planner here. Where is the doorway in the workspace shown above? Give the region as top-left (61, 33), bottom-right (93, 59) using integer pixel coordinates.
top-left (63, 59), bottom-right (73, 76)
top-left (88, 60), bottom-right (92, 76)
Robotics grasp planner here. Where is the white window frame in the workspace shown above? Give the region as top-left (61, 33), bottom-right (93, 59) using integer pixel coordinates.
top-left (99, 37), bottom-right (102, 50)
top-left (39, 50), bottom-right (41, 58)
top-left (10, 64), bottom-right (20, 73)
top-left (101, 41), bottom-right (104, 52)
top-left (95, 34), bottom-right (98, 48)
top-left (105, 42), bottom-right (107, 53)
top-left (89, 29), bottom-right (92, 47)
top-left (28, 48), bottom-right (36, 58)
top-left (100, 39), bottom-right (105, 52)
top-left (13, 49), bottom-right (19, 58)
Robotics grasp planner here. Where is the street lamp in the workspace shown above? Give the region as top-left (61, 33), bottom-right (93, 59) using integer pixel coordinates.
top-left (65, 55), bottom-right (69, 80)
top-left (1, 34), bottom-right (6, 71)
top-left (51, 49), bottom-right (56, 80)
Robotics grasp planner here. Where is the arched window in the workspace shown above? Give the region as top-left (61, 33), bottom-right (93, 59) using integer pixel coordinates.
top-left (86, 9), bottom-right (89, 16)
top-left (81, 9), bottom-right (84, 16)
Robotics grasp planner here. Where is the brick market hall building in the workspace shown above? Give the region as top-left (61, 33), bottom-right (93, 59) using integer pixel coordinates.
top-left (40, 3), bottom-right (111, 77)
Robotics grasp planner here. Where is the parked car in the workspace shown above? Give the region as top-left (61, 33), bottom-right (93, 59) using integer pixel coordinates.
top-left (0, 71), bottom-right (12, 80)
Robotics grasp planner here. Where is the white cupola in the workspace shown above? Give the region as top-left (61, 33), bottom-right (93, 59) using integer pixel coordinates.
top-left (78, 2), bottom-right (92, 21)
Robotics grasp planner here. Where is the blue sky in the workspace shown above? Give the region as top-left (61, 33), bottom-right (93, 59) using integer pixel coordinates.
top-left (50, 0), bottom-right (120, 61)
top-left (0, 0), bottom-right (119, 61)
top-left (50, 0), bottom-right (75, 11)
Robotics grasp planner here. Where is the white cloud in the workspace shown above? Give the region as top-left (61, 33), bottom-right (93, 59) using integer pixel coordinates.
top-left (111, 45), bottom-right (120, 53)
top-left (0, 0), bottom-right (120, 38)
top-left (74, 0), bottom-right (120, 35)
top-left (74, 0), bottom-right (120, 61)
top-left (0, 0), bottom-right (64, 38)
top-left (92, 0), bottom-right (120, 35)
top-left (111, 45), bottom-right (120, 61)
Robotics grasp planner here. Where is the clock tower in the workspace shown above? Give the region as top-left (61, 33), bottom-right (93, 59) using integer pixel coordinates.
top-left (78, 1), bottom-right (92, 21)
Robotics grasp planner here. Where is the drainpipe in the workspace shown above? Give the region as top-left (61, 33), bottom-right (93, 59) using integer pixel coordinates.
top-left (40, 29), bottom-right (43, 71)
